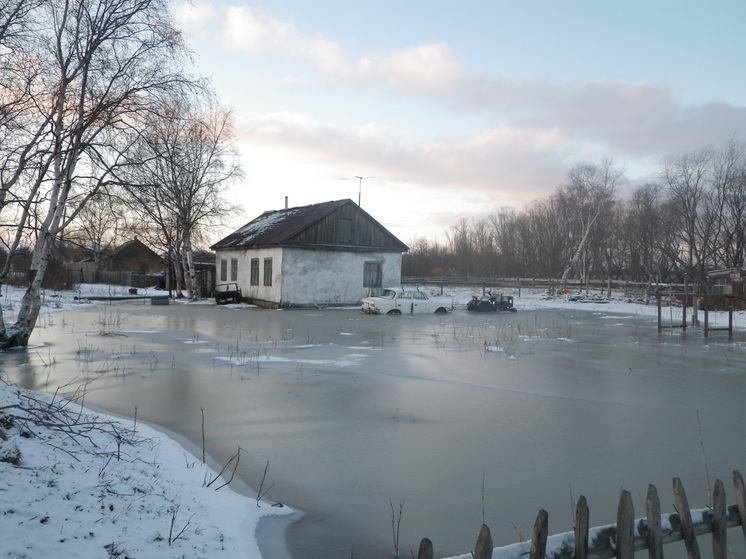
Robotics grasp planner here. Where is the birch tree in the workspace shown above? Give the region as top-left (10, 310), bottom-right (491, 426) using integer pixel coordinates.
top-left (0, 0), bottom-right (190, 348)
top-left (559, 159), bottom-right (622, 287)
top-left (120, 95), bottom-right (242, 300)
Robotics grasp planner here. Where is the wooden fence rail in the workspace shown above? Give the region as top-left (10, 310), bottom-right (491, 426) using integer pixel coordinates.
top-left (401, 277), bottom-right (696, 299)
top-left (420, 471), bottom-right (746, 559)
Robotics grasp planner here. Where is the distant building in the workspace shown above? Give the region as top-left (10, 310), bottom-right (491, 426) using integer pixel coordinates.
top-left (63, 238), bottom-right (164, 287)
top-left (210, 199), bottom-right (409, 308)
top-left (706, 268), bottom-right (746, 297)
top-left (105, 238), bottom-right (163, 274)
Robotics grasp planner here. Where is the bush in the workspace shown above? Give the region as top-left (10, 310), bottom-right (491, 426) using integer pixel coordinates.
top-left (0, 444), bottom-right (22, 466)
top-left (0, 413), bottom-right (15, 429)
top-left (699, 296), bottom-right (746, 311)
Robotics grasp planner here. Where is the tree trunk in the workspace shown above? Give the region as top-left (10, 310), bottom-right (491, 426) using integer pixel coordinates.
top-left (561, 216), bottom-right (597, 287)
top-left (182, 234), bottom-right (197, 301)
top-left (2, 233), bottom-right (53, 348)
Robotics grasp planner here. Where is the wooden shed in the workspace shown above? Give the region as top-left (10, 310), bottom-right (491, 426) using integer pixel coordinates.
top-left (706, 268), bottom-right (746, 297)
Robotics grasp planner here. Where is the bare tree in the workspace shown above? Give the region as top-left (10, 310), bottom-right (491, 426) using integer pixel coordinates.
top-left (521, 196), bottom-right (568, 277)
top-left (120, 94), bottom-right (242, 299)
top-left (620, 183), bottom-right (676, 283)
top-left (709, 139), bottom-right (746, 269)
top-left (446, 218), bottom-right (473, 277)
top-left (558, 159), bottom-right (623, 286)
top-left (660, 147), bottom-right (714, 289)
top-left (489, 208), bottom-right (521, 277)
top-left (0, 0), bottom-right (191, 348)
top-left (470, 218), bottom-right (496, 277)
top-left (63, 193), bottom-right (126, 263)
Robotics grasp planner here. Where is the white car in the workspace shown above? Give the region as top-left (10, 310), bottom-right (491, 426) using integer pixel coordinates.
top-left (361, 287), bottom-right (454, 315)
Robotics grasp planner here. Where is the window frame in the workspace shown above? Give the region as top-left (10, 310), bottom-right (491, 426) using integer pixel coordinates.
top-left (263, 257), bottom-right (273, 286)
top-left (712, 277), bottom-right (731, 294)
top-left (363, 261), bottom-right (383, 288)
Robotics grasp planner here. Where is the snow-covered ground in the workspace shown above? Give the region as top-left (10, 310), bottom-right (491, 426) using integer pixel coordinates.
top-left (0, 381), bottom-right (293, 558)
top-left (0, 283), bottom-right (741, 558)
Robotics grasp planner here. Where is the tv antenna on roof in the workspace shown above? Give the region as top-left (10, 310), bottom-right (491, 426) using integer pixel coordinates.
top-left (341, 176), bottom-right (373, 207)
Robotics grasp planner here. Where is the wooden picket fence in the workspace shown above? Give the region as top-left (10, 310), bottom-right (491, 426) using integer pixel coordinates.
top-left (417, 471), bottom-right (746, 559)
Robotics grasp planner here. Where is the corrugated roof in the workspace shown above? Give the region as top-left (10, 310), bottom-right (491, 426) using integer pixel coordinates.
top-left (211, 199), bottom-right (354, 250)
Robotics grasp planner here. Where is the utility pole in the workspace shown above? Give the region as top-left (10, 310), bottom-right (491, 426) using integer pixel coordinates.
top-left (341, 176), bottom-right (373, 206)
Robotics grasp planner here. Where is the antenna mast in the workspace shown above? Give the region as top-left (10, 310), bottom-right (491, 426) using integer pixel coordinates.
top-left (341, 176), bottom-right (373, 206)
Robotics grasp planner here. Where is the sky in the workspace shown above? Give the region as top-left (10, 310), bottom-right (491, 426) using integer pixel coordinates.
top-left (171, 1), bottom-right (746, 246)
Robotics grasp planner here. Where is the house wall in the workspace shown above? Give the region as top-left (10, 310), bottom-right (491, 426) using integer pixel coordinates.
top-left (708, 270), bottom-right (745, 297)
top-left (280, 248), bottom-right (402, 307)
top-left (215, 247), bottom-right (403, 307)
top-left (216, 247), bottom-right (283, 306)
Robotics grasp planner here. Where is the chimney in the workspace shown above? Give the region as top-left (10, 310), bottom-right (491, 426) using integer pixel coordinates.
top-left (285, 196), bottom-right (288, 209)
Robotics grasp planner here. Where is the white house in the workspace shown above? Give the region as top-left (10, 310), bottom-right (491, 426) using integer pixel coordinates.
top-left (210, 199), bottom-right (409, 308)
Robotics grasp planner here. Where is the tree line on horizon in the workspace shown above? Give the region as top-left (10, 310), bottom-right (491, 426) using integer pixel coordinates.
top-left (403, 140), bottom-right (746, 291)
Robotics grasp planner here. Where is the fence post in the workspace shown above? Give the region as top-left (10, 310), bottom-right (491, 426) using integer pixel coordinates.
top-left (733, 470), bottom-right (746, 541)
top-left (575, 495), bottom-right (589, 559)
top-left (473, 524), bottom-right (493, 559)
top-left (617, 490), bottom-right (634, 559)
top-left (657, 294), bottom-right (662, 334)
top-left (682, 277), bottom-right (688, 331)
top-left (646, 484), bottom-right (663, 559)
top-left (712, 480), bottom-right (727, 559)
top-left (417, 537), bottom-right (433, 559)
top-left (673, 477), bottom-right (701, 559)
top-left (530, 510), bottom-right (548, 559)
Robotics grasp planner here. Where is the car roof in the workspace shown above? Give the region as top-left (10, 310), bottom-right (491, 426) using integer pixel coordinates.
top-left (383, 287), bottom-right (422, 292)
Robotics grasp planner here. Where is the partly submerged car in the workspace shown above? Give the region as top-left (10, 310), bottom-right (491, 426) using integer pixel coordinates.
top-left (466, 290), bottom-right (518, 312)
top-left (361, 287), bottom-right (454, 315)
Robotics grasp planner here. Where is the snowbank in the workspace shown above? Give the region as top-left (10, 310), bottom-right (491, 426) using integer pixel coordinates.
top-left (0, 380), bottom-right (292, 558)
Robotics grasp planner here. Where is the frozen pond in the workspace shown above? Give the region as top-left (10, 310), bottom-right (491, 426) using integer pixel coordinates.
top-left (3, 300), bottom-right (746, 559)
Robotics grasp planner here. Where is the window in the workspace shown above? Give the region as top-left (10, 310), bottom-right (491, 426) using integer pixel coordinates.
top-left (712, 277), bottom-right (731, 294)
top-left (220, 259), bottom-right (227, 282)
top-left (263, 258), bottom-right (273, 286)
top-left (250, 258), bottom-right (259, 285)
top-left (230, 258), bottom-right (238, 282)
top-left (363, 261), bottom-right (383, 287)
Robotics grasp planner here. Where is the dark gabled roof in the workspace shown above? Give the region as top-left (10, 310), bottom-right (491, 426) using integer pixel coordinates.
top-left (111, 238), bottom-right (162, 260)
top-left (211, 199), bottom-right (408, 251)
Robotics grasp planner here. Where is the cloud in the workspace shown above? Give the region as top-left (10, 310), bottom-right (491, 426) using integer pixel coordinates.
top-left (236, 111), bottom-right (570, 207)
top-left (217, 5), bottom-right (746, 165)
top-left (218, 7), bottom-right (462, 95)
top-left (222, 6), bottom-right (348, 73)
top-left (446, 74), bottom-right (746, 164)
top-left (171, 1), bottom-right (216, 36)
top-left (352, 43), bottom-right (463, 94)
top-left (210, 3), bottom-right (746, 238)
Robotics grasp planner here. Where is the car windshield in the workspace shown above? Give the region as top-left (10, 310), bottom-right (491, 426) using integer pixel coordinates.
top-left (380, 289), bottom-right (397, 299)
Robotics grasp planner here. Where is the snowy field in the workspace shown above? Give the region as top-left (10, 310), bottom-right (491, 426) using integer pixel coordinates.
top-left (0, 282), bottom-right (741, 559)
